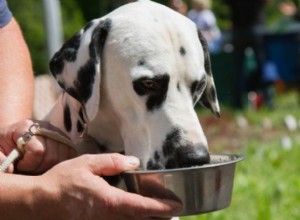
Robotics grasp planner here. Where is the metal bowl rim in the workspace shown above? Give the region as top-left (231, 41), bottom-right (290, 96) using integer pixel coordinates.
top-left (125, 154), bottom-right (245, 175)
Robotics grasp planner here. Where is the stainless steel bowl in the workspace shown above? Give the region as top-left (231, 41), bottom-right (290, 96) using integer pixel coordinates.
top-left (123, 154), bottom-right (244, 216)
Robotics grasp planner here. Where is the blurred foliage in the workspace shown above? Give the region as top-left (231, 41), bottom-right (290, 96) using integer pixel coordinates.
top-left (8, 0), bottom-right (85, 75)
top-left (7, 0), bottom-right (298, 75)
top-left (8, 0), bottom-right (46, 75)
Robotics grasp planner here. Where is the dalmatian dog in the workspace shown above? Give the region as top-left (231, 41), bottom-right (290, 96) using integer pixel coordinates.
top-left (46, 0), bottom-right (220, 171)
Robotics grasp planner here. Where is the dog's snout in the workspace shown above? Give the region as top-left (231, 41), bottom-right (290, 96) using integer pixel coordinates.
top-left (176, 144), bottom-right (210, 168)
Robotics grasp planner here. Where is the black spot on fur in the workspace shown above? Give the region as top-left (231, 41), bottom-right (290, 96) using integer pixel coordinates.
top-left (179, 46), bottom-right (186, 56)
top-left (49, 32), bottom-right (82, 77)
top-left (165, 158), bottom-right (177, 169)
top-left (138, 59), bottom-right (145, 66)
top-left (200, 82), bottom-right (217, 109)
top-left (63, 104), bottom-right (72, 132)
top-left (83, 21), bottom-right (94, 32)
top-left (147, 159), bottom-right (163, 170)
top-left (198, 31), bottom-right (219, 116)
top-left (49, 58), bottom-right (64, 78)
top-left (92, 18), bottom-right (112, 57)
top-left (60, 33), bottom-right (82, 62)
top-left (58, 81), bottom-right (65, 90)
top-left (177, 82), bottom-right (181, 91)
top-left (154, 151), bottom-right (160, 161)
top-left (66, 87), bottom-right (80, 101)
top-left (191, 81), bottom-right (198, 95)
top-left (191, 78), bottom-right (206, 103)
top-left (133, 74), bottom-right (170, 111)
top-left (198, 31), bottom-right (212, 76)
top-left (77, 120), bottom-right (84, 133)
top-left (74, 59), bottom-right (97, 103)
top-left (162, 128), bottom-right (181, 157)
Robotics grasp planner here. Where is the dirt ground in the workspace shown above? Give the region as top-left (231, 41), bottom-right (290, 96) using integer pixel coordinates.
top-left (199, 110), bottom-right (292, 154)
top-left (200, 112), bottom-right (245, 153)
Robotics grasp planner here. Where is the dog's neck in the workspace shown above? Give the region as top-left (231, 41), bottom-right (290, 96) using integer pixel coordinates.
top-left (87, 101), bottom-right (124, 154)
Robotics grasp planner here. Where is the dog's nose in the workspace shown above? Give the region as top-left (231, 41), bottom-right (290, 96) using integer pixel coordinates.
top-left (176, 145), bottom-right (210, 168)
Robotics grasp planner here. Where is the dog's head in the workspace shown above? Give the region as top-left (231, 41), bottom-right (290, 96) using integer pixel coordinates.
top-left (49, 1), bottom-right (220, 170)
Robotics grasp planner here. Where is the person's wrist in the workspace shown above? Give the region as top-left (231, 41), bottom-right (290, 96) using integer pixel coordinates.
top-left (30, 175), bottom-right (62, 218)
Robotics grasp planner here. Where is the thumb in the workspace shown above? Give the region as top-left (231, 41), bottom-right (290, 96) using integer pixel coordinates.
top-left (83, 153), bottom-right (140, 176)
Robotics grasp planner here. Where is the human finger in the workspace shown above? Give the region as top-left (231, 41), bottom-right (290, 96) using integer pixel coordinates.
top-left (83, 153), bottom-right (141, 176)
top-left (57, 140), bottom-right (77, 162)
top-left (16, 136), bottom-right (45, 172)
top-left (35, 136), bottom-right (60, 173)
top-left (38, 138), bottom-right (76, 172)
top-left (101, 186), bottom-right (182, 218)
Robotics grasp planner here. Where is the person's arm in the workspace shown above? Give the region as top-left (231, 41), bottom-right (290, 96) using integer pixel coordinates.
top-left (0, 153), bottom-right (182, 220)
top-left (0, 17), bottom-right (34, 127)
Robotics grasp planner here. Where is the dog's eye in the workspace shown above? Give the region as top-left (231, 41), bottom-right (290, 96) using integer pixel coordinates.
top-left (133, 75), bottom-right (169, 97)
top-left (142, 80), bottom-right (160, 91)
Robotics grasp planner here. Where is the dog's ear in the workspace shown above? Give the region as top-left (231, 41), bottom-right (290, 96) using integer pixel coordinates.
top-left (49, 18), bottom-right (112, 122)
top-left (198, 31), bottom-right (221, 118)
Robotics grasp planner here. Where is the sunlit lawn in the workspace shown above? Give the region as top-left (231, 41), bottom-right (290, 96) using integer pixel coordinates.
top-left (181, 91), bottom-right (300, 220)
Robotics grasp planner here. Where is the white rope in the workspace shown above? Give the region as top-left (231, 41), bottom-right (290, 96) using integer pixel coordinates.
top-left (0, 149), bottom-right (20, 172)
top-left (0, 123), bottom-right (77, 173)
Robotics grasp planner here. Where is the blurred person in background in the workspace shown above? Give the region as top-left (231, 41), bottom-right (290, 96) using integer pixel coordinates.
top-left (168, 0), bottom-right (188, 15)
top-left (187, 0), bottom-right (221, 53)
top-left (280, 0), bottom-right (300, 21)
top-left (224, 0), bottom-right (270, 109)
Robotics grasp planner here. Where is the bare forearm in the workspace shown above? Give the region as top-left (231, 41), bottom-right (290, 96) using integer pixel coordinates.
top-left (0, 173), bottom-right (63, 220)
top-left (0, 18), bottom-right (34, 127)
top-left (0, 173), bottom-right (36, 220)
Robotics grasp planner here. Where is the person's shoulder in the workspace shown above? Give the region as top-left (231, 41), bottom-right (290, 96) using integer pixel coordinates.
top-left (202, 9), bottom-right (217, 18)
top-left (0, 0), bottom-right (12, 28)
top-left (187, 9), bottom-right (197, 19)
top-left (203, 9), bottom-right (214, 15)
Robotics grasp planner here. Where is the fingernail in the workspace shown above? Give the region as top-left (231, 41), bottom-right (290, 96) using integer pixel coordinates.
top-left (127, 156), bottom-right (140, 167)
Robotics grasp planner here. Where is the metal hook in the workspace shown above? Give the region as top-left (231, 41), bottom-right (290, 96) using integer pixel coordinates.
top-left (28, 123), bottom-right (40, 135)
top-left (16, 123), bottom-right (40, 154)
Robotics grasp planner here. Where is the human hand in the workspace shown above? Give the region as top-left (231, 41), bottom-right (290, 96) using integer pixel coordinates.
top-left (34, 153), bottom-right (182, 220)
top-left (0, 119), bottom-right (77, 173)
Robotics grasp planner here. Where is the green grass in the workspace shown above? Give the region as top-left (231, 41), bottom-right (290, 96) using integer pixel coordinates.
top-left (181, 91), bottom-right (300, 220)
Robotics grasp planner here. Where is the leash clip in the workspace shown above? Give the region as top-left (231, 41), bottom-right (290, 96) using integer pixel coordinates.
top-left (16, 123), bottom-right (40, 155)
